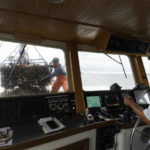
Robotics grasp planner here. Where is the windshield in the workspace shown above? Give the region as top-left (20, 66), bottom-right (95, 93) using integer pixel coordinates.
top-left (78, 51), bottom-right (135, 91)
top-left (0, 41), bottom-right (68, 97)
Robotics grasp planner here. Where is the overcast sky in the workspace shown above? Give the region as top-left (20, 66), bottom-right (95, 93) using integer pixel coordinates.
top-left (142, 57), bottom-right (150, 74)
top-left (79, 51), bottom-right (133, 74)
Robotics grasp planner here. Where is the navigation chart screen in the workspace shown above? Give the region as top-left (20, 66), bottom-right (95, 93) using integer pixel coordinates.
top-left (86, 96), bottom-right (101, 108)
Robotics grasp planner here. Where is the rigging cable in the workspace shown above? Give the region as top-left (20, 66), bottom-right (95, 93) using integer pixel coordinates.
top-left (104, 53), bottom-right (121, 64)
top-left (7, 44), bottom-right (26, 83)
top-left (104, 53), bottom-right (127, 78)
top-left (33, 46), bottom-right (49, 66)
top-left (119, 55), bottom-right (127, 78)
top-left (0, 44), bottom-right (19, 66)
top-left (33, 46), bottom-right (53, 80)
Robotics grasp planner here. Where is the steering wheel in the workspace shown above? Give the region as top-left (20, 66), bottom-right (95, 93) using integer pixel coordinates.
top-left (130, 117), bottom-right (150, 150)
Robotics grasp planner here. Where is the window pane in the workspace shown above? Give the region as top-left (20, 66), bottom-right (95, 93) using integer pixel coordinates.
top-left (78, 52), bottom-right (135, 91)
top-left (0, 41), bottom-right (68, 97)
top-left (142, 57), bottom-right (150, 84)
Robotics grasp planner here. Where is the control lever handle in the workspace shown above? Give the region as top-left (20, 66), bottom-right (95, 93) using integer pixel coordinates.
top-left (100, 110), bottom-right (112, 118)
top-left (122, 109), bottom-right (131, 123)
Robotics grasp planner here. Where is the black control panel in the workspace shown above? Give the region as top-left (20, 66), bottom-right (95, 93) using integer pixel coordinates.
top-left (0, 92), bottom-right (76, 127)
top-left (0, 99), bottom-right (19, 127)
top-left (107, 35), bottom-right (149, 54)
top-left (45, 93), bottom-right (76, 118)
top-left (84, 90), bottom-right (135, 122)
top-left (84, 89), bottom-right (150, 150)
top-left (84, 90), bottom-right (136, 150)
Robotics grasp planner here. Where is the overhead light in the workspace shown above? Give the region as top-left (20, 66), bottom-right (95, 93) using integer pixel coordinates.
top-left (48, 0), bottom-right (65, 4)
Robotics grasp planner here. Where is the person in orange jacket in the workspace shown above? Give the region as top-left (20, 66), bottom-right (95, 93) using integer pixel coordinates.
top-left (42, 57), bottom-right (68, 93)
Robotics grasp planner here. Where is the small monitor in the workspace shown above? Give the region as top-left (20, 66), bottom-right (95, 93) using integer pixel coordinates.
top-left (105, 94), bottom-right (120, 107)
top-left (86, 96), bottom-right (101, 108)
top-left (134, 89), bottom-right (150, 105)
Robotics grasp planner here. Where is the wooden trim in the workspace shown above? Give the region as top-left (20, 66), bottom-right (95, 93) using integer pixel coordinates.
top-left (0, 8), bottom-right (147, 44)
top-left (95, 30), bottom-right (110, 50)
top-left (129, 55), bottom-right (140, 84)
top-left (129, 55), bottom-right (149, 86)
top-left (67, 42), bottom-right (85, 113)
top-left (0, 8), bottom-right (131, 34)
top-left (129, 55), bottom-right (143, 84)
top-left (14, 33), bottom-right (41, 44)
top-left (0, 119), bottom-right (146, 150)
top-left (66, 44), bottom-right (75, 92)
top-left (137, 56), bottom-right (149, 87)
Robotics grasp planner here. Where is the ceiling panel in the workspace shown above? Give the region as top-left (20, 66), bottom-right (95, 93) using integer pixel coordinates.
top-left (0, 0), bottom-right (150, 43)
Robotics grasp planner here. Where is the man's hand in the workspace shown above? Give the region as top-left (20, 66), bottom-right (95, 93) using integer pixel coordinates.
top-left (124, 96), bottom-right (134, 106)
top-left (49, 79), bottom-right (53, 85)
top-left (124, 96), bottom-right (150, 125)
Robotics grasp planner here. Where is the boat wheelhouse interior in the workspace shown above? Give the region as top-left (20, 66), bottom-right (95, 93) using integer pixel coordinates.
top-left (0, 0), bottom-right (150, 150)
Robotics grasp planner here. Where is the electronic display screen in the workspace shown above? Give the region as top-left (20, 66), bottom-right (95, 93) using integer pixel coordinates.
top-left (134, 89), bottom-right (150, 105)
top-left (105, 94), bottom-right (120, 106)
top-left (86, 96), bottom-right (101, 108)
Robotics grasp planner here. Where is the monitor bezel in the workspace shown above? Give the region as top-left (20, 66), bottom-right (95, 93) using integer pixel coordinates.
top-left (104, 93), bottom-right (120, 107)
top-left (134, 89), bottom-right (150, 105)
top-left (86, 95), bottom-right (101, 109)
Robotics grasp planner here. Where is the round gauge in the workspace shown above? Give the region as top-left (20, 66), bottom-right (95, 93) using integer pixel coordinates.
top-left (49, 103), bottom-right (57, 111)
top-left (54, 98), bottom-right (59, 103)
top-left (51, 99), bottom-right (56, 103)
top-left (57, 103), bottom-right (65, 110)
top-left (58, 98), bottom-right (63, 103)
top-left (64, 106), bottom-right (70, 113)
top-left (64, 102), bottom-right (69, 107)
top-left (63, 97), bottom-right (68, 102)
top-left (48, 99), bottom-right (52, 104)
